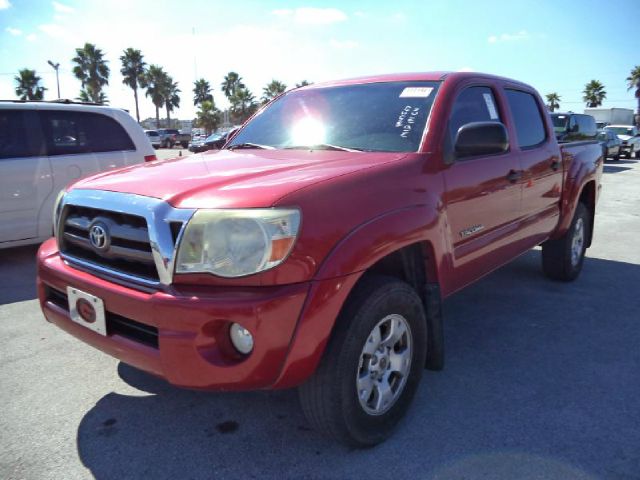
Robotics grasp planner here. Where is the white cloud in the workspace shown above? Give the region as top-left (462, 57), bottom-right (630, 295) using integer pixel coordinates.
top-left (488, 30), bottom-right (530, 44)
top-left (0, 0), bottom-right (11, 10)
top-left (52, 1), bottom-right (74, 13)
top-left (26, 33), bottom-right (37, 42)
top-left (38, 23), bottom-right (67, 38)
top-left (272, 7), bottom-right (347, 25)
top-left (391, 12), bottom-right (407, 23)
top-left (6, 27), bottom-right (22, 36)
top-left (272, 8), bottom-right (293, 17)
top-left (457, 66), bottom-right (474, 72)
top-left (329, 39), bottom-right (358, 49)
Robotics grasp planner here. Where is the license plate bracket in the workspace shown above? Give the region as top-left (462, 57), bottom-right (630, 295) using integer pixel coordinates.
top-left (67, 287), bottom-right (107, 336)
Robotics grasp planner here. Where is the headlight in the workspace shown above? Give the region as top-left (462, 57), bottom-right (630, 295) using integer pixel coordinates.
top-left (52, 189), bottom-right (66, 238)
top-left (175, 208), bottom-right (301, 278)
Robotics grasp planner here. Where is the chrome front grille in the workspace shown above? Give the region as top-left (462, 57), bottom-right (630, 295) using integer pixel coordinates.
top-left (57, 189), bottom-right (195, 288)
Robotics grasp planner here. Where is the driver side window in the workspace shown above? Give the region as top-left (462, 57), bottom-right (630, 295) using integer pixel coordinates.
top-left (449, 86), bottom-right (501, 143)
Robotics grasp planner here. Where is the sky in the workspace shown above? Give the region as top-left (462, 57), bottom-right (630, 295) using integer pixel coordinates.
top-left (1, 0), bottom-right (639, 122)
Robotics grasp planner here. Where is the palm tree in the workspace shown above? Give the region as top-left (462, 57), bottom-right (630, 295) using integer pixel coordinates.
top-left (193, 78), bottom-right (213, 106)
top-left (195, 99), bottom-right (221, 135)
top-left (14, 69), bottom-right (46, 100)
top-left (230, 87), bottom-right (257, 123)
top-left (72, 42), bottom-right (110, 104)
top-left (545, 92), bottom-right (561, 112)
top-left (78, 89), bottom-right (108, 104)
top-left (295, 80), bottom-right (312, 88)
top-left (262, 79), bottom-right (287, 104)
top-left (221, 71), bottom-right (245, 100)
top-left (626, 65), bottom-right (640, 126)
top-left (163, 76), bottom-right (180, 127)
top-left (583, 80), bottom-right (606, 108)
top-left (120, 48), bottom-right (146, 122)
top-left (142, 65), bottom-right (167, 128)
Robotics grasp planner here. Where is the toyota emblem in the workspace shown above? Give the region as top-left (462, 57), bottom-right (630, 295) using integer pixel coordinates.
top-left (89, 223), bottom-right (110, 251)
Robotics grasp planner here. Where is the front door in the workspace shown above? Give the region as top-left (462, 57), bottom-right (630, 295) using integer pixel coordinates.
top-left (442, 85), bottom-right (523, 292)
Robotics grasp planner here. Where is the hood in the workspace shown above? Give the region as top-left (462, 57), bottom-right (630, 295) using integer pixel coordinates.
top-left (70, 149), bottom-right (408, 209)
top-left (617, 135), bottom-right (632, 141)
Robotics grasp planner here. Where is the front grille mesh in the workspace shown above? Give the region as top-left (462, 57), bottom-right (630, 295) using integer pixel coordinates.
top-left (60, 205), bottom-right (160, 282)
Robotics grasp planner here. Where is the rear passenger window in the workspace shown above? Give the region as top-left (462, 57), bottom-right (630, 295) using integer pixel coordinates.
top-left (505, 90), bottom-right (546, 148)
top-left (449, 86), bottom-right (501, 143)
top-left (41, 111), bottom-right (135, 156)
top-left (0, 110), bottom-right (40, 159)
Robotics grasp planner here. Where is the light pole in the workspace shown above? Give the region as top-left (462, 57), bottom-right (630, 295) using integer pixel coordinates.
top-left (47, 60), bottom-right (60, 99)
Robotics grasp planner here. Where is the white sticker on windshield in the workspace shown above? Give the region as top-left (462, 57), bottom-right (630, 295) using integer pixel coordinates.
top-left (483, 93), bottom-right (499, 119)
top-left (400, 87), bottom-right (433, 98)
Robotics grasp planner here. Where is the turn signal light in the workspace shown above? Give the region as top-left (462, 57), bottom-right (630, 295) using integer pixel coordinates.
top-left (144, 155), bottom-right (157, 162)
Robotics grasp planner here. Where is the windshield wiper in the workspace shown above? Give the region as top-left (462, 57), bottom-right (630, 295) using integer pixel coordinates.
top-left (283, 143), bottom-right (365, 152)
top-left (227, 142), bottom-right (274, 150)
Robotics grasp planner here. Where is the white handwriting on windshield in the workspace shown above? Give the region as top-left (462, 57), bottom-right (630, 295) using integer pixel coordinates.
top-left (396, 105), bottom-right (420, 138)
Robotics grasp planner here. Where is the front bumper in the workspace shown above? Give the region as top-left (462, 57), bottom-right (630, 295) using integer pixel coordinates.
top-left (38, 238), bottom-right (313, 390)
top-left (37, 238), bottom-right (360, 390)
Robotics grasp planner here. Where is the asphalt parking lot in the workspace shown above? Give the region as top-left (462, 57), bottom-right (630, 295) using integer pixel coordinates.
top-left (1, 157), bottom-right (639, 480)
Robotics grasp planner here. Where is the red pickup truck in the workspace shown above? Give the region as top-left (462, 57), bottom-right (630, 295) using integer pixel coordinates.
top-left (37, 72), bottom-right (603, 447)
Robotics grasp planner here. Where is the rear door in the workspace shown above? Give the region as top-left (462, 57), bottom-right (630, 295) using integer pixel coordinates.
top-left (504, 88), bottom-right (563, 244)
top-left (442, 84), bottom-right (523, 288)
top-left (0, 109), bottom-right (51, 243)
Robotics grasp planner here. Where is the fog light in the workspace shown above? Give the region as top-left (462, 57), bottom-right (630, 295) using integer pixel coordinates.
top-left (229, 323), bottom-right (254, 354)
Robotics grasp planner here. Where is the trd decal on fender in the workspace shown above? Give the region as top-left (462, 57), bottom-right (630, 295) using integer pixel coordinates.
top-left (460, 224), bottom-right (485, 238)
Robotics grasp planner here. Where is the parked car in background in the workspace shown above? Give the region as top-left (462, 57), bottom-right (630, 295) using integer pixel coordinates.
top-left (0, 100), bottom-right (156, 249)
top-left (597, 130), bottom-right (621, 160)
top-left (37, 72), bottom-right (602, 447)
top-left (157, 128), bottom-right (190, 148)
top-left (188, 128), bottom-right (239, 153)
top-left (551, 113), bottom-right (598, 142)
top-left (188, 132), bottom-right (222, 152)
top-left (604, 125), bottom-right (640, 158)
top-left (145, 130), bottom-right (161, 148)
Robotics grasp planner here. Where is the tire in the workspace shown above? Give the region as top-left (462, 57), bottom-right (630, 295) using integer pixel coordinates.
top-left (181, 142), bottom-right (189, 149)
top-left (298, 275), bottom-right (427, 447)
top-left (542, 202), bottom-right (590, 281)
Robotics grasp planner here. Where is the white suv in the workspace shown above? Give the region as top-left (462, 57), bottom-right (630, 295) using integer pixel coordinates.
top-left (0, 101), bottom-right (156, 249)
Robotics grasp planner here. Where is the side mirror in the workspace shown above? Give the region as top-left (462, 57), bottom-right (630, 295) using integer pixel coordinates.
top-left (454, 121), bottom-right (509, 158)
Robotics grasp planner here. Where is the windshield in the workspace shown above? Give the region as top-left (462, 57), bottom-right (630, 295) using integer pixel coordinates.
top-left (227, 81), bottom-right (441, 152)
top-left (206, 133), bottom-right (223, 141)
top-left (551, 114), bottom-right (569, 132)
top-left (605, 126), bottom-right (634, 136)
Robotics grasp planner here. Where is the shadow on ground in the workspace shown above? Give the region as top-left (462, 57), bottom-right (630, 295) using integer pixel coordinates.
top-left (603, 165), bottom-right (633, 174)
top-left (0, 244), bottom-right (40, 305)
top-left (77, 251), bottom-right (640, 479)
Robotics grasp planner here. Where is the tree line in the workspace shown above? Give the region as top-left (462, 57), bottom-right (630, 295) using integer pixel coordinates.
top-left (14, 46), bottom-right (640, 126)
top-left (13, 42), bottom-right (312, 133)
top-left (545, 67), bottom-right (640, 116)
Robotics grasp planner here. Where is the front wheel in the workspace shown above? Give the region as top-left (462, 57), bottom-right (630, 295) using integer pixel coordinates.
top-left (298, 275), bottom-right (427, 447)
top-left (542, 202), bottom-right (590, 281)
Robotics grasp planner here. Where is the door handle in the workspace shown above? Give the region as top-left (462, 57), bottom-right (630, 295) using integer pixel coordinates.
top-left (551, 159), bottom-right (561, 171)
top-left (506, 169), bottom-right (523, 183)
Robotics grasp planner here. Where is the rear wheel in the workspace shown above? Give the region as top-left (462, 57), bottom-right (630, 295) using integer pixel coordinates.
top-left (298, 275), bottom-right (427, 447)
top-left (542, 202), bottom-right (590, 281)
